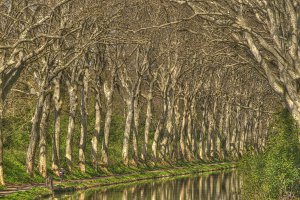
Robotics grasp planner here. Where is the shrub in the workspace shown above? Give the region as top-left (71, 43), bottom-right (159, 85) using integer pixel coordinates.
top-left (240, 109), bottom-right (300, 199)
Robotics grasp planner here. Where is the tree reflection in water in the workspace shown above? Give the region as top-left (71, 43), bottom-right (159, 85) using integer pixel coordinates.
top-left (53, 171), bottom-right (241, 200)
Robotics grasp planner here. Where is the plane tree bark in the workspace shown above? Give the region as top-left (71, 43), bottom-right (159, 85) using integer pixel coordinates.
top-left (38, 94), bottom-right (51, 178)
top-left (52, 74), bottom-right (62, 173)
top-left (79, 64), bottom-right (89, 172)
top-left (141, 71), bottom-right (157, 161)
top-left (101, 46), bottom-right (118, 166)
top-left (90, 45), bottom-right (105, 169)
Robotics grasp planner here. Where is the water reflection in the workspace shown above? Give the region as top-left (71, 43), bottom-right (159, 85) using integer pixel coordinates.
top-left (52, 171), bottom-right (241, 200)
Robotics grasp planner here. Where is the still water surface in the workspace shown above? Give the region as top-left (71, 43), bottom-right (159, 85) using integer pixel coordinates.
top-left (51, 170), bottom-right (241, 200)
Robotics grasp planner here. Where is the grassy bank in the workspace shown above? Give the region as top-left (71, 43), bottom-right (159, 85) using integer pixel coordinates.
top-left (239, 110), bottom-right (300, 199)
top-left (2, 114), bottom-right (234, 185)
top-left (2, 162), bottom-right (234, 200)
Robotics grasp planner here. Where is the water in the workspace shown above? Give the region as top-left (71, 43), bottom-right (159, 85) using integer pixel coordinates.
top-left (50, 170), bottom-right (241, 200)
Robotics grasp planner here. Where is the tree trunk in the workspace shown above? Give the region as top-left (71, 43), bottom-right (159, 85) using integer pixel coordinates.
top-left (26, 92), bottom-right (46, 176)
top-left (151, 118), bottom-right (164, 161)
top-left (52, 75), bottom-right (62, 173)
top-left (38, 95), bottom-right (51, 178)
top-left (0, 96), bottom-right (5, 185)
top-left (152, 90), bottom-right (168, 161)
top-left (198, 100), bottom-right (207, 160)
top-left (287, 102), bottom-right (300, 141)
top-left (180, 98), bottom-right (188, 160)
top-left (211, 100), bottom-right (218, 158)
top-left (65, 83), bottom-right (78, 171)
top-left (198, 115), bottom-right (205, 160)
top-left (132, 93), bottom-right (140, 164)
top-left (207, 108), bottom-right (213, 159)
top-left (186, 109), bottom-right (193, 160)
top-left (79, 68), bottom-right (89, 172)
top-left (258, 117), bottom-right (263, 151)
top-left (132, 78), bottom-right (142, 164)
top-left (101, 80), bottom-right (114, 166)
top-left (250, 111), bottom-right (257, 151)
top-left (92, 91), bottom-right (101, 169)
top-left (224, 103), bottom-right (231, 157)
top-left (160, 95), bottom-right (173, 159)
top-left (236, 107), bottom-right (242, 158)
top-left (231, 106), bottom-right (240, 158)
top-left (190, 98), bottom-right (197, 158)
top-left (173, 98), bottom-right (181, 160)
top-left (252, 110), bottom-right (260, 152)
top-left (247, 111), bottom-right (254, 151)
top-left (240, 112), bottom-right (247, 155)
top-left (244, 115), bottom-right (249, 152)
top-left (141, 87), bottom-right (153, 161)
top-left (218, 102), bottom-right (225, 160)
top-left (122, 98), bottom-right (134, 165)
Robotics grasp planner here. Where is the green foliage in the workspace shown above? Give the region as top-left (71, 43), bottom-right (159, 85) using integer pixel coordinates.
top-left (240, 110), bottom-right (300, 199)
top-left (4, 150), bottom-right (44, 184)
top-left (4, 187), bottom-right (52, 200)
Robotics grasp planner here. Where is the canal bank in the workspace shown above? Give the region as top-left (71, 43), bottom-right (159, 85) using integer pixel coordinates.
top-left (1, 162), bottom-right (234, 199)
top-left (53, 169), bottom-right (240, 199)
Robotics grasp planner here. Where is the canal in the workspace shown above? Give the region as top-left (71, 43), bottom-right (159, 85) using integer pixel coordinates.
top-left (49, 170), bottom-right (241, 200)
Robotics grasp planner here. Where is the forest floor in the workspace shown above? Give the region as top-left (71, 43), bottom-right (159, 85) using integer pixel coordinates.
top-left (0, 162), bottom-right (235, 199)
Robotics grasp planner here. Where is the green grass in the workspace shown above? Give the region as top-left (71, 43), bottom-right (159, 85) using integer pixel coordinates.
top-left (4, 150), bottom-right (45, 184)
top-left (3, 187), bottom-right (52, 200)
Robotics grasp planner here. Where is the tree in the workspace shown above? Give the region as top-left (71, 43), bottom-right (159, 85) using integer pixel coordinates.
top-left (175, 0), bottom-right (300, 133)
top-left (0, 0), bottom-right (72, 183)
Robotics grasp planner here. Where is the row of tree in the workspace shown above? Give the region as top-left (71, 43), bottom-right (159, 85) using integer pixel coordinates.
top-left (0, 0), bottom-right (281, 185)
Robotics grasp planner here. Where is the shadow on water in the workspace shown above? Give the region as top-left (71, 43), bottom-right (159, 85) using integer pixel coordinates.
top-left (49, 170), bottom-right (242, 200)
